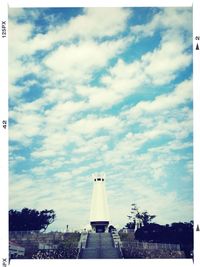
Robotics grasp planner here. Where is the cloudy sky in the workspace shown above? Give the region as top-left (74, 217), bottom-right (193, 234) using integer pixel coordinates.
top-left (9, 7), bottom-right (192, 231)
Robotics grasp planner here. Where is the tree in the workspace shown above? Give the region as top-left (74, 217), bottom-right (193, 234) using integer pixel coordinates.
top-left (126, 222), bottom-right (136, 230)
top-left (136, 211), bottom-right (156, 226)
top-left (9, 208), bottom-right (56, 232)
top-left (134, 221), bottom-right (193, 258)
top-left (108, 225), bottom-right (116, 233)
top-left (126, 203), bottom-right (156, 228)
top-left (135, 223), bottom-right (167, 242)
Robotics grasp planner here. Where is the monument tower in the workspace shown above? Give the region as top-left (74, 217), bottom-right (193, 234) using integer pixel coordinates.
top-left (90, 173), bottom-right (110, 233)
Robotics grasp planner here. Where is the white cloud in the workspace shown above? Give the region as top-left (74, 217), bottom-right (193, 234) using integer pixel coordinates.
top-left (104, 127), bottom-right (169, 165)
top-left (31, 166), bottom-right (49, 176)
top-left (8, 8), bottom-right (131, 102)
top-left (132, 8), bottom-right (192, 40)
top-left (9, 98), bottom-right (87, 147)
top-left (11, 156), bottom-right (25, 162)
top-left (31, 131), bottom-right (72, 158)
top-left (9, 171), bottom-right (91, 230)
top-left (69, 115), bottom-right (123, 137)
top-left (53, 171), bottom-right (71, 180)
top-left (83, 8), bottom-right (192, 109)
top-left (29, 8), bottom-right (131, 53)
top-left (9, 7), bottom-right (193, 230)
top-left (148, 140), bottom-right (192, 154)
top-left (76, 57), bottom-right (147, 109)
top-left (86, 32), bottom-right (192, 109)
top-left (141, 37), bottom-right (192, 85)
top-left (44, 100), bottom-right (86, 125)
top-left (107, 173), bottom-right (192, 227)
top-left (31, 149), bottom-right (64, 158)
top-left (9, 7), bottom-right (192, 110)
top-left (8, 20), bottom-right (37, 88)
top-left (9, 8), bottom-right (25, 19)
top-left (77, 85), bottom-right (123, 109)
top-left (125, 79), bottom-right (192, 119)
top-left (9, 110), bottom-right (44, 145)
top-left (74, 136), bottom-right (109, 154)
top-left (65, 8), bottom-right (131, 39)
top-left (129, 179), bottom-right (193, 224)
top-left (102, 104), bottom-right (192, 184)
top-left (30, 112), bottom-right (123, 160)
top-left (44, 38), bottom-right (128, 82)
top-left (103, 34), bottom-right (192, 89)
top-left (8, 19), bottom-right (32, 61)
top-left (9, 7), bottom-right (131, 60)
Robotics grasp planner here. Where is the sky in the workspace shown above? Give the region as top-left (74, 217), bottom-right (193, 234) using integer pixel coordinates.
top-left (9, 7), bottom-right (193, 231)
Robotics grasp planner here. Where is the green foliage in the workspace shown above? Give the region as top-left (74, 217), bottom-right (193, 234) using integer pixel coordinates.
top-left (9, 208), bottom-right (56, 232)
top-left (119, 232), bottom-right (135, 242)
top-left (126, 222), bottom-right (135, 230)
top-left (57, 233), bottom-right (81, 259)
top-left (135, 221), bottom-right (193, 258)
top-left (136, 211), bottom-right (156, 226)
top-left (126, 203), bottom-right (156, 228)
top-left (108, 225), bottom-right (116, 232)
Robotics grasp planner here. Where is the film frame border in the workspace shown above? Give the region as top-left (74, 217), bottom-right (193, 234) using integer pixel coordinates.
top-left (0, 0), bottom-right (199, 266)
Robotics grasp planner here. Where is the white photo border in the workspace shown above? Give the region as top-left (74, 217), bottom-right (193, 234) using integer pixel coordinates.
top-left (0, 0), bottom-right (199, 267)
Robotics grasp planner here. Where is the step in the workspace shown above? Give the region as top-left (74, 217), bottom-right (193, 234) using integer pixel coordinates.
top-left (80, 248), bottom-right (99, 259)
top-left (79, 233), bottom-right (121, 259)
top-left (80, 248), bottom-right (120, 259)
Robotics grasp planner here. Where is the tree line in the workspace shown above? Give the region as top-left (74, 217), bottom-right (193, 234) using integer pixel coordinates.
top-left (9, 204), bottom-right (193, 257)
top-left (125, 203), bottom-right (193, 258)
top-left (9, 208), bottom-right (56, 232)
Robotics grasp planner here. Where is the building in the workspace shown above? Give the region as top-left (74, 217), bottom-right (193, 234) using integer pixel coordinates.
top-left (90, 173), bottom-right (110, 233)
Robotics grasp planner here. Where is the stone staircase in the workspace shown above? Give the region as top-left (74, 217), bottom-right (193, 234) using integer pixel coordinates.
top-left (79, 233), bottom-right (121, 259)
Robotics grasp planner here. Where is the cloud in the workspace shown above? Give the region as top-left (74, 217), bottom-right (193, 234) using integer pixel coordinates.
top-left (9, 172), bottom-right (92, 230)
top-left (107, 171), bottom-right (192, 227)
top-left (8, 7), bottom-right (131, 103)
top-left (44, 38), bottom-right (129, 82)
top-left (29, 8), bottom-right (131, 53)
top-left (65, 7), bottom-right (131, 39)
top-left (102, 33), bottom-right (191, 88)
top-left (29, 112), bottom-right (123, 159)
top-left (128, 179), bottom-right (193, 224)
top-left (69, 115), bottom-right (123, 136)
top-left (141, 36), bottom-right (192, 85)
top-left (85, 31), bottom-right (192, 109)
top-left (8, 20), bottom-right (36, 87)
top-left (9, 8), bottom-right (25, 19)
top-left (125, 79), bottom-right (192, 119)
top-left (9, 109), bottom-right (44, 145)
top-left (74, 136), bottom-right (109, 154)
top-left (9, 8), bottom-right (131, 59)
top-left (132, 8), bottom-right (192, 40)
top-left (43, 100), bottom-right (86, 125)
top-left (9, 7), bottom-right (193, 230)
top-left (83, 8), bottom-right (192, 109)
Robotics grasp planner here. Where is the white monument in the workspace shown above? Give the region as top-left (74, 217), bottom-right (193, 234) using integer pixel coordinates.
top-left (90, 173), bottom-right (110, 233)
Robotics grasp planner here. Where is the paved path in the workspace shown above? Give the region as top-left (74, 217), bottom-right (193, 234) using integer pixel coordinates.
top-left (79, 233), bottom-right (121, 259)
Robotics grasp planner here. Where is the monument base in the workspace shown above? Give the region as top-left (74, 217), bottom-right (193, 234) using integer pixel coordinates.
top-left (90, 221), bottom-right (109, 233)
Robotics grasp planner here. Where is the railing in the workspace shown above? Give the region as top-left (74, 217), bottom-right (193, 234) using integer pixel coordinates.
top-left (77, 232), bottom-right (88, 259)
top-left (111, 232), bottom-right (124, 258)
top-left (9, 230), bottom-right (40, 235)
top-left (122, 240), bottom-right (181, 251)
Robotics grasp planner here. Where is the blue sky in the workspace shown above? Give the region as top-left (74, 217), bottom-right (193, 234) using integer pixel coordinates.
top-left (9, 7), bottom-right (193, 231)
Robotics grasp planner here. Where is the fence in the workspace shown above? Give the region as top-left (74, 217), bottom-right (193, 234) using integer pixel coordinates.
top-left (111, 232), bottom-right (123, 258)
top-left (77, 232), bottom-right (88, 259)
top-left (122, 240), bottom-right (180, 251)
top-left (9, 231), bottom-right (81, 259)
